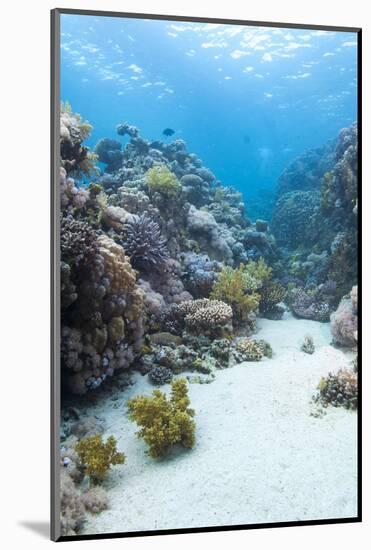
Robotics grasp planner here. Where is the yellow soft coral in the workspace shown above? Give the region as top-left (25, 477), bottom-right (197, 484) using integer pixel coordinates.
top-left (243, 258), bottom-right (272, 288)
top-left (146, 165), bottom-right (181, 197)
top-left (210, 264), bottom-right (260, 324)
top-left (75, 434), bottom-right (125, 481)
top-left (127, 378), bottom-right (196, 458)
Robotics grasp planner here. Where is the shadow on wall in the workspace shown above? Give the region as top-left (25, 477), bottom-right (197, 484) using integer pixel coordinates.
top-left (18, 521), bottom-right (49, 539)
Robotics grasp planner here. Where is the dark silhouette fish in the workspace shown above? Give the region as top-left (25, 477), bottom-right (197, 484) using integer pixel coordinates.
top-left (243, 135), bottom-right (251, 144)
top-left (162, 128), bottom-right (175, 137)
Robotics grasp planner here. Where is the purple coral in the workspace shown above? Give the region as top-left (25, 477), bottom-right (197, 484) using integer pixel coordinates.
top-left (121, 213), bottom-right (169, 272)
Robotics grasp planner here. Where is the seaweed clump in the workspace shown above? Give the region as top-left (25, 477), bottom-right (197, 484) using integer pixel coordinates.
top-left (75, 434), bottom-right (126, 481)
top-left (146, 165), bottom-right (181, 197)
top-left (127, 378), bottom-right (196, 458)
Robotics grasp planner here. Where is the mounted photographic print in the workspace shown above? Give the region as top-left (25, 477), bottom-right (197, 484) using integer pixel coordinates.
top-left (51, 8), bottom-right (361, 542)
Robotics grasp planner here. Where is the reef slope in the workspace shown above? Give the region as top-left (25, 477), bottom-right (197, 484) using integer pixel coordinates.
top-left (82, 313), bottom-right (357, 534)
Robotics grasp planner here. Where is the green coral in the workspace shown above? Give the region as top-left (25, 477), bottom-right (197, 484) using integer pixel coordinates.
top-left (210, 264), bottom-right (260, 324)
top-left (127, 378), bottom-right (196, 458)
top-left (146, 165), bottom-right (181, 198)
top-left (75, 434), bottom-right (126, 481)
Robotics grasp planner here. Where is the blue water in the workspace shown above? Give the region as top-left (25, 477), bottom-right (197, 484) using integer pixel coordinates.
top-left (61, 14), bottom-right (357, 213)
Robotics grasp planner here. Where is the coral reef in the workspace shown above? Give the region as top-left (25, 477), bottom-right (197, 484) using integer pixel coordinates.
top-left (286, 285), bottom-right (332, 322)
top-left (330, 286), bottom-right (358, 347)
top-left (127, 378), bottom-right (196, 458)
top-left (180, 252), bottom-right (222, 298)
top-left (61, 232), bottom-right (145, 394)
top-left (60, 102), bottom-right (98, 177)
top-left (59, 106), bottom-right (357, 406)
top-left (75, 434), bottom-right (125, 481)
top-left (60, 167), bottom-right (90, 212)
top-left (316, 368), bottom-right (357, 410)
top-left (272, 124), bottom-right (358, 302)
top-left (95, 138), bottom-right (123, 172)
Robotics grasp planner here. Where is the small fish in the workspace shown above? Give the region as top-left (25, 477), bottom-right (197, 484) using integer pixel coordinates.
top-left (243, 135), bottom-right (251, 144)
top-left (162, 128), bottom-right (175, 137)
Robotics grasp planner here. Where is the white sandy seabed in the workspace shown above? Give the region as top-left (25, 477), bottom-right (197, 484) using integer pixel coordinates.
top-left (82, 312), bottom-right (358, 535)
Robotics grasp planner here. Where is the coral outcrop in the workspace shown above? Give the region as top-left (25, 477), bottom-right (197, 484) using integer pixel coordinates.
top-left (271, 123), bottom-right (358, 302)
top-left (330, 286), bottom-right (358, 347)
top-left (316, 368), bottom-right (357, 410)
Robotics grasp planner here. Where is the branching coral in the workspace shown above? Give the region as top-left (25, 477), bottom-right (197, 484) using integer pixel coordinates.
top-left (120, 213), bottom-right (169, 272)
top-left (146, 165), bottom-right (181, 197)
top-left (127, 378), bottom-right (196, 458)
top-left (259, 283), bottom-right (285, 315)
top-left (177, 298), bottom-right (232, 334)
top-left (75, 434), bottom-right (125, 481)
top-left (210, 264), bottom-right (260, 325)
top-left (316, 368), bottom-right (357, 410)
top-left (60, 216), bottom-right (100, 268)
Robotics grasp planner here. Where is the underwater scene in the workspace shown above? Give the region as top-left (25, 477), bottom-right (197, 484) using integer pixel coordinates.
top-left (58, 13), bottom-right (359, 537)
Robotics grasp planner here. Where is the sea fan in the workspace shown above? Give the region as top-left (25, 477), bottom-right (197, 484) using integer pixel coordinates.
top-left (121, 213), bottom-right (169, 272)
